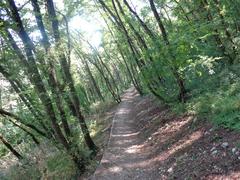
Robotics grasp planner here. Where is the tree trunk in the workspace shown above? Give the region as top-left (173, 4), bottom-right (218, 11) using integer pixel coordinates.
top-left (81, 56), bottom-right (105, 102)
top-left (148, 0), bottom-right (187, 102)
top-left (122, 0), bottom-right (156, 39)
top-left (31, 0), bottom-right (71, 137)
top-left (91, 60), bottom-right (121, 103)
top-left (201, 0), bottom-right (234, 63)
top-left (0, 108), bottom-right (47, 138)
top-left (99, 0), bottom-right (163, 99)
top-left (0, 134), bottom-right (23, 160)
top-left (1, 114), bottom-right (40, 145)
top-left (212, 0), bottom-right (237, 61)
top-left (0, 65), bottom-right (52, 138)
top-left (46, 0), bottom-right (98, 152)
top-left (7, 0), bottom-right (70, 150)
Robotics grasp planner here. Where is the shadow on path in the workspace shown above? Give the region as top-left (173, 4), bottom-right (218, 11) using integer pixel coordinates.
top-left (91, 88), bottom-right (150, 180)
top-left (91, 88), bottom-right (240, 180)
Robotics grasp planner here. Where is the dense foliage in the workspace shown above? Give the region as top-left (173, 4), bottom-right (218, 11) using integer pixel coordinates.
top-left (0, 0), bottom-right (240, 178)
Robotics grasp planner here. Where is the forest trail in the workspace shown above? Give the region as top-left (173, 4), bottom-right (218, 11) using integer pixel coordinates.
top-left (2, 0), bottom-right (240, 179)
top-left (91, 87), bottom-right (155, 180)
top-left (91, 88), bottom-right (240, 180)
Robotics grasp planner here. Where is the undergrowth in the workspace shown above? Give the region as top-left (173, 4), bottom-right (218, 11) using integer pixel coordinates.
top-left (0, 99), bottom-right (115, 179)
top-left (172, 62), bottom-right (240, 131)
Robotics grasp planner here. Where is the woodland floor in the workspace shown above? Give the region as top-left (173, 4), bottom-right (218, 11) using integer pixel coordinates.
top-left (89, 88), bottom-right (240, 180)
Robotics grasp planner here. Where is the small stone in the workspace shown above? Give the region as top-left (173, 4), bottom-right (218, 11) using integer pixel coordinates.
top-left (204, 131), bottom-right (210, 135)
top-left (232, 148), bottom-right (237, 154)
top-left (167, 167), bottom-right (173, 173)
top-left (210, 147), bottom-right (216, 152)
top-left (213, 165), bottom-right (221, 172)
top-left (209, 128), bottom-right (214, 132)
top-left (193, 117), bottom-right (197, 123)
top-left (221, 142), bottom-right (229, 149)
top-left (238, 157), bottom-right (240, 160)
top-left (235, 151), bottom-right (240, 156)
top-left (212, 150), bottom-right (218, 155)
top-left (148, 137), bottom-right (152, 141)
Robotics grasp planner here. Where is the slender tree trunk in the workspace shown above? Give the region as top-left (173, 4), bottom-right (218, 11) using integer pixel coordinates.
top-left (172, 0), bottom-right (191, 21)
top-left (0, 108), bottom-right (47, 138)
top-left (7, 0), bottom-right (70, 150)
top-left (148, 0), bottom-right (187, 102)
top-left (122, 0), bottom-right (156, 39)
top-left (91, 60), bottom-right (121, 103)
top-left (101, 15), bottom-right (143, 94)
top-left (0, 134), bottom-right (23, 160)
top-left (46, 0), bottom-right (98, 152)
top-left (48, 65), bottom-right (71, 137)
top-left (98, 0), bottom-right (164, 99)
top-left (0, 65), bottom-right (51, 137)
top-left (148, 0), bottom-right (169, 44)
top-left (78, 35), bottom-right (121, 101)
top-left (201, 0), bottom-right (234, 63)
top-left (81, 57), bottom-right (105, 102)
top-left (96, 52), bottom-right (121, 101)
top-left (114, 0), bottom-right (164, 89)
top-left (31, 0), bottom-right (71, 137)
top-left (212, 0), bottom-right (237, 61)
top-left (1, 114), bottom-right (40, 145)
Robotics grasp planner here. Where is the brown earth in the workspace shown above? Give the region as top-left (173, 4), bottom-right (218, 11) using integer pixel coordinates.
top-left (90, 87), bottom-right (240, 180)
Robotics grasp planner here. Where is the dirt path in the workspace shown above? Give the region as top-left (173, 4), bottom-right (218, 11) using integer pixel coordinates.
top-left (91, 88), bottom-right (240, 180)
top-left (92, 88), bottom-right (154, 180)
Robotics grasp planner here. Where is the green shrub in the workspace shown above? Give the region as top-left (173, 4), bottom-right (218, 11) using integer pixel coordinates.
top-left (44, 152), bottom-right (77, 179)
top-left (183, 69), bottom-right (240, 130)
top-left (5, 163), bottom-right (41, 180)
top-left (0, 146), bottom-right (7, 157)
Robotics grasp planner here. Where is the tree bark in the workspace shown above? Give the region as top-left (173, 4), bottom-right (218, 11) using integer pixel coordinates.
top-left (98, 0), bottom-right (164, 100)
top-left (148, 0), bottom-right (187, 102)
top-left (0, 134), bottom-right (23, 160)
top-left (31, 0), bottom-right (71, 137)
top-left (122, 0), bottom-right (156, 39)
top-left (91, 58), bottom-right (121, 103)
top-left (201, 0), bottom-right (234, 63)
top-left (7, 0), bottom-right (70, 150)
top-left (78, 54), bottom-right (105, 102)
top-left (1, 114), bottom-right (40, 145)
top-left (101, 14), bottom-right (143, 94)
top-left (0, 108), bottom-right (47, 138)
top-left (0, 65), bottom-right (51, 137)
top-left (46, 0), bottom-right (98, 152)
